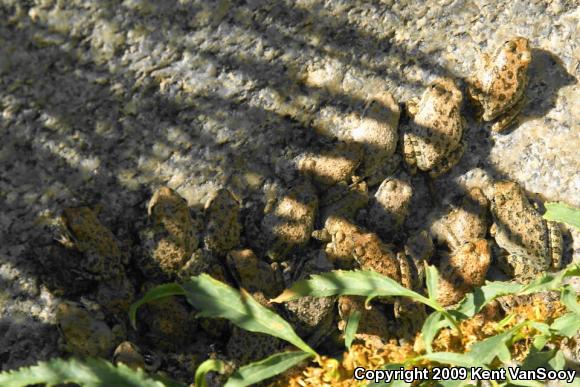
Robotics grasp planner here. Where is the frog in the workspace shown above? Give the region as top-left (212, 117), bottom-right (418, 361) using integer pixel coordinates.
top-left (137, 285), bottom-right (198, 351)
top-left (352, 90), bottom-right (401, 186)
top-left (364, 174), bottom-right (413, 239)
top-left (402, 78), bottom-right (465, 178)
top-left (260, 181), bottom-right (318, 261)
top-left (113, 341), bottom-right (161, 371)
top-left (56, 301), bottom-right (124, 358)
top-left (298, 142), bottom-right (363, 187)
top-left (436, 240), bottom-right (491, 306)
top-left (53, 207), bottom-right (134, 313)
top-left (318, 180), bottom-right (369, 225)
top-left (204, 188), bottom-right (242, 254)
top-left (225, 289), bottom-right (285, 365)
top-left (139, 186), bottom-right (201, 280)
top-left (337, 295), bottom-right (391, 348)
top-left (225, 248), bottom-right (283, 300)
top-left (430, 188), bottom-right (492, 306)
top-left (467, 37), bottom-right (532, 132)
top-left (56, 206), bottom-right (127, 280)
top-left (280, 254), bottom-right (336, 347)
top-left (489, 180), bottom-right (563, 283)
top-left (431, 187), bottom-right (490, 250)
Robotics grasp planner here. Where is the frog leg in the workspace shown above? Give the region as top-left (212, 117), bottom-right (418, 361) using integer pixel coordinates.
top-left (402, 131), bottom-right (418, 175)
top-left (546, 221), bottom-right (563, 270)
top-left (428, 140), bottom-right (465, 178)
top-left (491, 95), bottom-right (526, 132)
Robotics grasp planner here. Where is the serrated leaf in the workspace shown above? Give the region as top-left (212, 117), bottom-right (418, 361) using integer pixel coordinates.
top-left (452, 281), bottom-right (522, 319)
top-left (425, 265), bottom-right (439, 303)
top-left (129, 283), bottom-right (186, 329)
top-left (344, 310), bottom-right (361, 349)
top-left (520, 264), bottom-right (580, 295)
top-left (0, 357), bottom-right (185, 387)
top-left (182, 274), bottom-right (316, 356)
top-left (467, 324), bottom-right (521, 365)
top-left (560, 286), bottom-right (580, 315)
top-left (224, 351), bottom-right (311, 387)
top-left (421, 311), bottom-right (445, 353)
top-left (543, 202), bottom-right (580, 229)
top-left (194, 359), bottom-right (226, 387)
top-left (551, 312), bottom-right (580, 337)
top-left (271, 270), bottom-right (438, 310)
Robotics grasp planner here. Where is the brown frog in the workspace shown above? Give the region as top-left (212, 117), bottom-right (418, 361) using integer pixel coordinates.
top-left (113, 341), bottom-right (161, 371)
top-left (55, 207), bottom-right (134, 313)
top-left (402, 78), bottom-right (465, 178)
top-left (489, 181), bottom-right (562, 283)
top-left (261, 182), bottom-right (318, 261)
top-left (56, 301), bottom-right (124, 358)
top-left (431, 188), bottom-right (492, 306)
top-left (139, 187), bottom-right (201, 280)
top-left (467, 37), bottom-right (532, 132)
top-left (204, 188), bottom-right (242, 254)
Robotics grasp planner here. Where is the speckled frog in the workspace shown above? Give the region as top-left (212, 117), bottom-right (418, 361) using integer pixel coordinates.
top-left (490, 181), bottom-right (562, 283)
top-left (431, 188), bottom-right (492, 306)
top-left (57, 207), bottom-right (127, 279)
top-left (55, 207), bottom-right (134, 313)
top-left (468, 37), bottom-right (532, 132)
top-left (139, 187), bottom-right (200, 280)
top-left (56, 301), bottom-right (124, 358)
top-left (402, 78), bottom-right (465, 178)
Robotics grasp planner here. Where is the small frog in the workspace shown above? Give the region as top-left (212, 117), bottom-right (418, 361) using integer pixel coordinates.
top-left (298, 142), bottom-right (362, 187)
top-left (467, 37), bottom-right (532, 132)
top-left (337, 296), bottom-right (391, 348)
top-left (437, 240), bottom-right (491, 306)
top-left (318, 180), bottom-right (369, 225)
top-left (204, 189), bottom-right (242, 254)
top-left (352, 91), bottom-right (401, 185)
top-left (261, 181), bottom-right (318, 261)
top-left (56, 301), bottom-right (124, 358)
top-left (226, 249), bottom-right (283, 299)
top-left (431, 187), bottom-right (489, 250)
top-left (54, 207), bottom-right (134, 313)
top-left (402, 78), bottom-right (465, 178)
top-left (489, 181), bottom-right (563, 283)
top-left (56, 207), bottom-right (127, 280)
top-left (113, 341), bottom-right (160, 371)
top-left (365, 174), bottom-right (413, 239)
top-left (139, 187), bottom-right (201, 280)
top-left (431, 188), bottom-right (491, 306)
top-left (137, 286), bottom-right (198, 351)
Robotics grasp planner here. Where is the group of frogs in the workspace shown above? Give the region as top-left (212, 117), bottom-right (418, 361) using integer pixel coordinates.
top-left (43, 36), bottom-right (565, 377)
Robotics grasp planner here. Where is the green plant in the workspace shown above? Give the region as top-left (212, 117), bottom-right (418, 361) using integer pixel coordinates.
top-left (1, 264), bottom-right (578, 386)
top-left (543, 202), bottom-right (580, 229)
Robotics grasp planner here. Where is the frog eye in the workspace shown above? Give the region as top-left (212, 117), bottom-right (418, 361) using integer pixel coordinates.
top-left (504, 40), bottom-right (517, 52)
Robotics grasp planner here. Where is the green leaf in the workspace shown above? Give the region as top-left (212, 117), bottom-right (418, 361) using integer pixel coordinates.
top-left (271, 270), bottom-right (438, 310)
top-left (543, 202), bottom-right (580, 229)
top-left (560, 286), bottom-right (580, 315)
top-left (520, 264), bottom-right (580, 295)
top-left (344, 310), bottom-right (361, 349)
top-left (129, 283), bottom-right (186, 329)
top-left (0, 357), bottom-right (185, 387)
top-left (194, 359), bottom-right (226, 387)
top-left (368, 364), bottom-right (409, 386)
top-left (425, 265), bottom-right (440, 303)
top-left (224, 351), bottom-right (311, 387)
top-left (421, 311), bottom-right (445, 353)
top-left (466, 324), bottom-right (522, 365)
top-left (548, 350), bottom-right (566, 371)
top-left (182, 274), bottom-right (317, 356)
top-left (419, 352), bottom-right (484, 369)
top-left (521, 346), bottom-right (557, 370)
top-left (551, 312), bottom-right (580, 337)
top-left (452, 281), bottom-right (522, 319)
